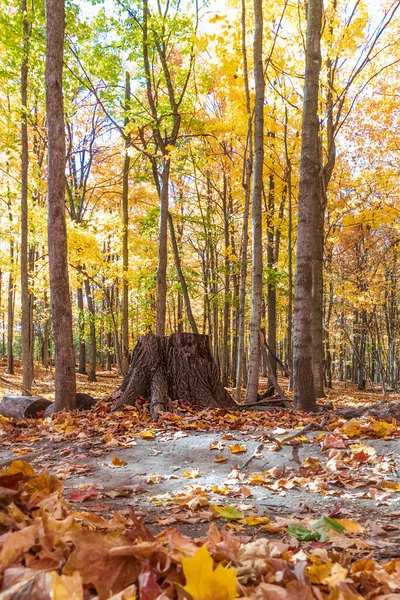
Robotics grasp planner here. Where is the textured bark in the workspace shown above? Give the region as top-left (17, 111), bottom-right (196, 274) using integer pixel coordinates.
top-left (245, 0), bottom-right (264, 405)
top-left (121, 71), bottom-right (131, 377)
top-left (293, 0), bottom-right (322, 412)
top-left (21, 0), bottom-right (34, 391)
top-left (312, 208), bottom-right (325, 396)
top-left (113, 333), bottom-right (238, 418)
top-left (0, 395), bottom-right (52, 419)
top-left (155, 159), bottom-right (170, 336)
top-left (77, 286), bottom-right (86, 374)
top-left (45, 0), bottom-right (76, 411)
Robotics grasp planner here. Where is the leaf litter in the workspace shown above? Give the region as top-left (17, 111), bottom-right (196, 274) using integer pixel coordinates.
top-left (1, 389), bottom-right (400, 597)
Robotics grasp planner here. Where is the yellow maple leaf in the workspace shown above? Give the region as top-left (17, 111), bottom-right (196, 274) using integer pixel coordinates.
top-left (183, 469), bottom-right (200, 478)
top-left (336, 518), bottom-right (363, 534)
top-left (338, 420), bottom-right (361, 437)
top-left (111, 456), bottom-right (127, 467)
top-left (51, 571), bottom-right (83, 600)
top-left (5, 460), bottom-right (35, 476)
top-left (182, 544), bottom-right (238, 600)
top-left (371, 420), bottom-right (395, 437)
top-left (245, 516), bottom-right (270, 526)
top-left (140, 430), bottom-right (156, 439)
top-left (228, 444), bottom-right (246, 454)
top-left (308, 560), bottom-right (348, 586)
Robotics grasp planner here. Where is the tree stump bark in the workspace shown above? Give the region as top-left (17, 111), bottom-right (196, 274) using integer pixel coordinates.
top-left (112, 333), bottom-right (238, 418)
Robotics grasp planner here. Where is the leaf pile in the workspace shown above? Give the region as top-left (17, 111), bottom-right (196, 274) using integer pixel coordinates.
top-left (1, 460), bottom-right (400, 599)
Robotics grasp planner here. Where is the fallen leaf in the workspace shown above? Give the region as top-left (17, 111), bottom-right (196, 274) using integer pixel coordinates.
top-left (183, 469), bottom-right (200, 478)
top-left (70, 486), bottom-right (100, 503)
top-left (51, 571), bottom-right (84, 600)
top-left (245, 516), bottom-right (270, 526)
top-left (182, 544), bottom-right (237, 600)
top-left (139, 430), bottom-right (156, 439)
top-left (111, 456), bottom-right (127, 468)
top-left (228, 444), bottom-right (247, 454)
top-left (211, 504), bottom-right (244, 521)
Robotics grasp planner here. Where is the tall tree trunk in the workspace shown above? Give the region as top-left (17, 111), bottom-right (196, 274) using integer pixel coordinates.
top-left (43, 318), bottom-right (49, 369)
top-left (235, 0), bottom-right (252, 402)
top-left (155, 159), bottom-right (170, 336)
top-left (293, 0), bottom-right (323, 412)
top-left (267, 171), bottom-right (277, 389)
top-left (106, 331), bottom-right (112, 371)
top-left (7, 246), bottom-right (14, 376)
top-left (84, 279), bottom-right (97, 382)
top-left (21, 0), bottom-right (34, 391)
top-left (77, 286), bottom-right (86, 374)
top-left (245, 0), bottom-right (264, 405)
top-left (121, 71), bottom-right (131, 376)
top-left (221, 174), bottom-right (231, 386)
top-left (168, 212), bottom-right (198, 334)
top-left (312, 208), bottom-right (325, 396)
top-left (45, 0), bottom-right (76, 411)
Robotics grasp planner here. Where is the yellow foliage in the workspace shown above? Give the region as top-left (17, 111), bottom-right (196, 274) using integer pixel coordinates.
top-left (182, 544), bottom-right (238, 600)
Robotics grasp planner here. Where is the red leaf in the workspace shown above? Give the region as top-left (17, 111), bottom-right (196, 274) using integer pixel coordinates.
top-left (69, 486), bottom-right (99, 503)
top-left (138, 570), bottom-right (162, 600)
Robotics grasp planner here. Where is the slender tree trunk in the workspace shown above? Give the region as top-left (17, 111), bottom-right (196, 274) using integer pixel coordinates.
top-left (168, 212), bottom-right (198, 334)
top-left (106, 331), bottom-right (112, 371)
top-left (222, 175), bottom-right (231, 386)
top-left (121, 71), bottom-right (131, 376)
top-left (43, 319), bottom-right (49, 369)
top-left (45, 0), bottom-right (76, 411)
top-left (312, 204), bottom-right (325, 396)
top-left (235, 0), bottom-right (252, 402)
top-left (21, 0), bottom-right (34, 391)
top-left (245, 0), bottom-right (264, 405)
top-left (7, 247), bottom-right (14, 376)
top-left (293, 0), bottom-right (323, 411)
top-left (267, 171), bottom-right (277, 389)
top-left (84, 279), bottom-right (97, 382)
top-left (155, 159), bottom-right (170, 336)
top-left (77, 286), bottom-right (86, 374)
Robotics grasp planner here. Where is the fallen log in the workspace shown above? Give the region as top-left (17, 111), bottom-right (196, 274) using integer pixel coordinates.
top-left (112, 333), bottom-right (238, 418)
top-left (0, 393), bottom-right (98, 419)
top-left (0, 395), bottom-right (52, 419)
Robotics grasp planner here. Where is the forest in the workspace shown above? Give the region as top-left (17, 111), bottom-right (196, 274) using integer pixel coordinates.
top-left (0, 0), bottom-right (400, 597)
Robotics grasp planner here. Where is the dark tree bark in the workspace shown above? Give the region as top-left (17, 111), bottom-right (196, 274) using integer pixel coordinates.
top-left (45, 0), bottom-right (76, 411)
top-left (21, 0), bottom-right (34, 391)
top-left (293, 0), bottom-right (323, 412)
top-left (113, 333), bottom-right (238, 419)
top-left (245, 0), bottom-right (264, 405)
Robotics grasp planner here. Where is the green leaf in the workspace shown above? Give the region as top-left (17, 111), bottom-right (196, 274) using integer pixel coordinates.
top-left (211, 504), bottom-right (244, 521)
top-left (287, 524), bottom-right (321, 541)
top-left (311, 516), bottom-right (345, 534)
top-left (288, 516), bottom-right (346, 542)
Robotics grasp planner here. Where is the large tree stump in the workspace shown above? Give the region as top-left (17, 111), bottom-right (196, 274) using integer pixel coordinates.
top-left (112, 333), bottom-right (238, 418)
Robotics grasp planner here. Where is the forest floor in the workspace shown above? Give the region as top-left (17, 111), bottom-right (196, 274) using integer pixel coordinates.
top-left (2, 362), bottom-right (400, 598)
